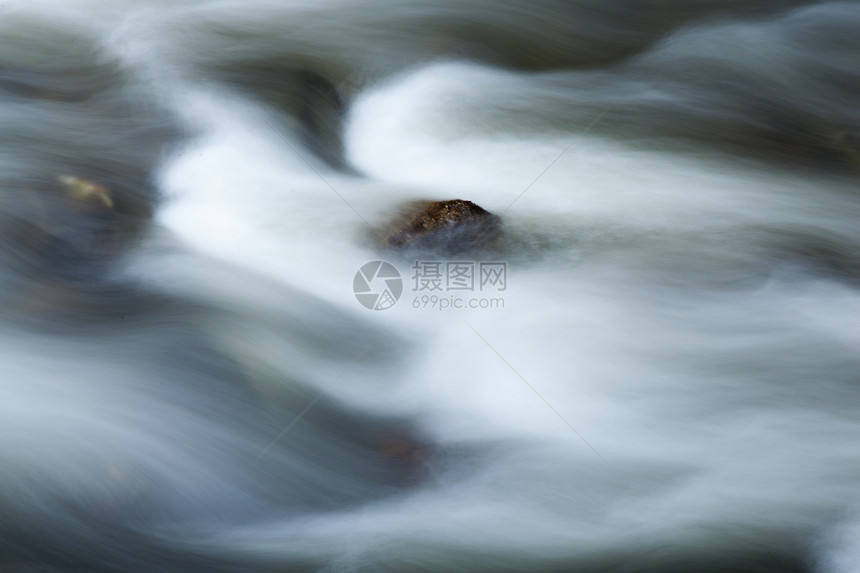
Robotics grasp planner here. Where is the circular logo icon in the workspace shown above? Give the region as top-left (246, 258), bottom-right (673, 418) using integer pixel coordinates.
top-left (353, 261), bottom-right (403, 310)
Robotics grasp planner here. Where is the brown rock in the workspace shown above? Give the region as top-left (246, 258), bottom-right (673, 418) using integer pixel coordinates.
top-left (380, 199), bottom-right (501, 254)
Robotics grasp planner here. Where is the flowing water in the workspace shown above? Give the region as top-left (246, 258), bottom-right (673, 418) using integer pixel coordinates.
top-left (2, 1), bottom-right (860, 571)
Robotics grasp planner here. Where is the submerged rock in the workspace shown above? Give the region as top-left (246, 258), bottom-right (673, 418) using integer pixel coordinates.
top-left (375, 426), bottom-right (433, 485)
top-left (56, 175), bottom-right (114, 210)
top-left (379, 199), bottom-right (502, 254)
top-left (215, 62), bottom-right (351, 169)
top-left (14, 175), bottom-right (139, 285)
top-left (295, 68), bottom-right (347, 166)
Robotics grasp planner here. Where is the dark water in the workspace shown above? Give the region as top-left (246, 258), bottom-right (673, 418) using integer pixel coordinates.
top-left (2, 1), bottom-right (860, 571)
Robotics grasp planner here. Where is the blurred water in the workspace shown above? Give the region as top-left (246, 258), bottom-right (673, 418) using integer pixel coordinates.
top-left (1, 1), bottom-right (860, 571)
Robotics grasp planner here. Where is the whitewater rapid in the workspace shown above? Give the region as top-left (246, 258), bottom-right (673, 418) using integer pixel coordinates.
top-left (1, 1), bottom-right (860, 571)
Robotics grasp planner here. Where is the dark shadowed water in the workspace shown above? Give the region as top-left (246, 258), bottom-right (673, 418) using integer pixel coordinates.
top-left (2, 1), bottom-right (860, 571)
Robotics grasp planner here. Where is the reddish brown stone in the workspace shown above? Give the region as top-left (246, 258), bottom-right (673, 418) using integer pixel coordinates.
top-left (380, 199), bottom-right (501, 254)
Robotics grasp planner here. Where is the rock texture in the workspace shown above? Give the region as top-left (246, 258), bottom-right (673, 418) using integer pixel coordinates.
top-left (379, 199), bottom-right (501, 254)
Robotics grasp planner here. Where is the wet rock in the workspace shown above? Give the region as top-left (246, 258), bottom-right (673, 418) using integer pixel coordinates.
top-left (744, 103), bottom-right (860, 169)
top-left (14, 175), bottom-right (142, 285)
top-left (295, 68), bottom-right (347, 167)
top-left (56, 175), bottom-right (114, 210)
top-left (48, 175), bottom-right (122, 267)
top-left (832, 130), bottom-right (860, 167)
top-left (215, 63), bottom-right (350, 169)
top-left (379, 199), bottom-right (502, 254)
top-left (376, 427), bottom-right (433, 485)
top-left (771, 233), bottom-right (860, 284)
